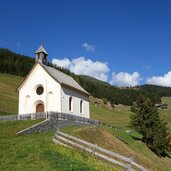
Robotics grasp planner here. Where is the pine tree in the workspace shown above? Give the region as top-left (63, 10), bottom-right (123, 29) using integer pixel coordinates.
top-left (131, 94), bottom-right (171, 156)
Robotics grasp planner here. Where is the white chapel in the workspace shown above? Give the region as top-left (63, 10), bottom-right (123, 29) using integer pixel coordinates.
top-left (17, 44), bottom-right (90, 118)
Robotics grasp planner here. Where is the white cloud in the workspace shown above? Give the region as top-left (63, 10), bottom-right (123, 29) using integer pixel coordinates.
top-left (52, 58), bottom-right (70, 68)
top-left (146, 71), bottom-right (171, 87)
top-left (110, 72), bottom-right (142, 87)
top-left (82, 42), bottom-right (95, 52)
top-left (52, 56), bottom-right (109, 82)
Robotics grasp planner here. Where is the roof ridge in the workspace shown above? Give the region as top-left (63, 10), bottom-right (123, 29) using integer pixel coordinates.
top-left (41, 64), bottom-right (89, 95)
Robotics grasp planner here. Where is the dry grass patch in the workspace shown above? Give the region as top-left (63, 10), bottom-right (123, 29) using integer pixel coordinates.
top-left (62, 125), bottom-right (171, 171)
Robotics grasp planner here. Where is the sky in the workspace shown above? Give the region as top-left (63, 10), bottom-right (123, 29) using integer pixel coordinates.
top-left (0, 0), bottom-right (171, 87)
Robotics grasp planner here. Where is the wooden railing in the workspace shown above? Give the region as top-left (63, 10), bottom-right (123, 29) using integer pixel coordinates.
top-left (53, 131), bottom-right (148, 171)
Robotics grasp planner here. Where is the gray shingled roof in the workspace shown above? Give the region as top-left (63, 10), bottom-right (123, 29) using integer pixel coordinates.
top-left (41, 64), bottom-right (89, 95)
top-left (35, 44), bottom-right (48, 55)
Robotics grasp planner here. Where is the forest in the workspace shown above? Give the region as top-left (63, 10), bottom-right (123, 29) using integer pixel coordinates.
top-left (1, 48), bottom-right (171, 105)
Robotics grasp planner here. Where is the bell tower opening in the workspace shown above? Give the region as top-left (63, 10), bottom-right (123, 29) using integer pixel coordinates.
top-left (35, 43), bottom-right (48, 64)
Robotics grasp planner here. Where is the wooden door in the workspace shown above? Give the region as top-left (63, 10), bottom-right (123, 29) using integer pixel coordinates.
top-left (36, 103), bottom-right (44, 113)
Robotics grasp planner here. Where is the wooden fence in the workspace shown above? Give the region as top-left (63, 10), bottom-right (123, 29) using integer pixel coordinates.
top-left (53, 131), bottom-right (148, 171)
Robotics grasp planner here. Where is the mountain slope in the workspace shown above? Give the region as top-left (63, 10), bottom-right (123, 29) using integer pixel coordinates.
top-left (1, 48), bottom-right (171, 106)
top-left (0, 72), bottom-right (171, 170)
top-left (79, 75), bottom-right (111, 86)
top-left (0, 73), bottom-right (23, 114)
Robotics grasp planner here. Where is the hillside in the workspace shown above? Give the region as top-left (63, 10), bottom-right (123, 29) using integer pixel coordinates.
top-left (0, 72), bottom-right (171, 170)
top-left (0, 73), bottom-right (23, 115)
top-left (0, 120), bottom-right (116, 171)
top-left (79, 75), bottom-right (111, 86)
top-left (1, 48), bottom-right (171, 106)
top-left (1, 73), bottom-right (171, 130)
top-left (62, 125), bottom-right (171, 171)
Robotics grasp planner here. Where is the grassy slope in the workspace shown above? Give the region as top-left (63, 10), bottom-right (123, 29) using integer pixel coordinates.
top-left (0, 73), bottom-right (171, 129)
top-left (0, 120), bottom-right (116, 171)
top-left (0, 73), bottom-right (23, 114)
top-left (62, 125), bottom-right (171, 171)
top-left (91, 97), bottom-right (171, 131)
top-left (0, 73), bottom-right (171, 170)
top-left (160, 97), bottom-right (171, 128)
top-left (90, 103), bottom-right (132, 129)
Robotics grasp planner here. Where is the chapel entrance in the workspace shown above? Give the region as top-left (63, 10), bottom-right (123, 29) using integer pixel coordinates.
top-left (36, 103), bottom-right (44, 113)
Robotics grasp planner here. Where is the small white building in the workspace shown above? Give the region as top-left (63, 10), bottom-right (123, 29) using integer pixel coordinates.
top-left (17, 44), bottom-right (90, 118)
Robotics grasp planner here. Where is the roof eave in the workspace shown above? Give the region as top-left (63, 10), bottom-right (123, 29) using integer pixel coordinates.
top-left (61, 83), bottom-right (90, 96)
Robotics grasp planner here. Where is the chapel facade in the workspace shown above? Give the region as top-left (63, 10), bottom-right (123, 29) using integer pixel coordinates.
top-left (17, 44), bottom-right (90, 118)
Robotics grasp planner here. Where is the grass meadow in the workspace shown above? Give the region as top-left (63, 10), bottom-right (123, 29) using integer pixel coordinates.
top-left (62, 125), bottom-right (171, 171)
top-left (0, 120), bottom-right (117, 171)
top-left (0, 73), bottom-right (23, 115)
top-left (0, 73), bottom-right (171, 170)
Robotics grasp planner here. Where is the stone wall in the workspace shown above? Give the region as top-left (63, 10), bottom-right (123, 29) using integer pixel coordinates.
top-left (17, 118), bottom-right (91, 135)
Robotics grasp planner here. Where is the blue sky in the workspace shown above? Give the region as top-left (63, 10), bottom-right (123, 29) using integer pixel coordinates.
top-left (0, 0), bottom-right (171, 86)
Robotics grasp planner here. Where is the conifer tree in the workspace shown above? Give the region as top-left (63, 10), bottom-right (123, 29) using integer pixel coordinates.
top-left (131, 95), bottom-right (171, 156)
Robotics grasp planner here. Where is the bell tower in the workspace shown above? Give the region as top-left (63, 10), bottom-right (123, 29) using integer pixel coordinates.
top-left (35, 43), bottom-right (48, 64)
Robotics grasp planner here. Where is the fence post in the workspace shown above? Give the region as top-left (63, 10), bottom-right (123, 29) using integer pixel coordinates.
top-left (31, 114), bottom-right (35, 120)
top-left (126, 157), bottom-right (133, 171)
top-left (17, 115), bottom-right (20, 120)
top-left (93, 143), bottom-right (97, 156)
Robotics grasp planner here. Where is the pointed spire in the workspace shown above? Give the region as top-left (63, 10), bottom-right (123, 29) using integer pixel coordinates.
top-left (35, 43), bottom-right (48, 64)
top-left (35, 43), bottom-right (48, 55)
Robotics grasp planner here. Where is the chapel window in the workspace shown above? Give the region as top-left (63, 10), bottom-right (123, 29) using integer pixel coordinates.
top-left (25, 95), bottom-right (30, 110)
top-left (69, 96), bottom-right (73, 112)
top-left (80, 100), bottom-right (83, 114)
top-left (36, 85), bottom-right (44, 95)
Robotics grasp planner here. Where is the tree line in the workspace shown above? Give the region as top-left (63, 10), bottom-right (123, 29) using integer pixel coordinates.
top-left (1, 48), bottom-right (171, 105)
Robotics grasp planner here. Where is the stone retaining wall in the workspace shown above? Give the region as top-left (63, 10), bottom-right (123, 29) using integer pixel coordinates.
top-left (17, 118), bottom-right (91, 135)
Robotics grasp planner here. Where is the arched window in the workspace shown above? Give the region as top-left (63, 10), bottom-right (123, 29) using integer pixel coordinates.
top-left (80, 100), bottom-right (83, 114)
top-left (69, 96), bottom-right (73, 112)
top-left (25, 95), bottom-right (30, 110)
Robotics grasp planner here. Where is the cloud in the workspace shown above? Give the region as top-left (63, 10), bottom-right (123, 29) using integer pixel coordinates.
top-left (52, 58), bottom-right (70, 68)
top-left (82, 42), bottom-right (95, 52)
top-left (110, 72), bottom-right (142, 87)
top-left (52, 57), bottom-right (109, 82)
top-left (146, 71), bottom-right (171, 87)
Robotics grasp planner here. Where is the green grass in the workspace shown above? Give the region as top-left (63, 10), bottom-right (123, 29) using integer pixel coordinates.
top-left (160, 97), bottom-right (171, 129)
top-left (0, 120), bottom-right (117, 171)
top-left (62, 125), bottom-right (171, 171)
top-left (0, 73), bottom-right (23, 114)
top-left (0, 72), bottom-right (171, 170)
top-left (0, 72), bottom-right (170, 131)
top-left (91, 97), bottom-right (171, 131)
top-left (90, 103), bottom-right (132, 129)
